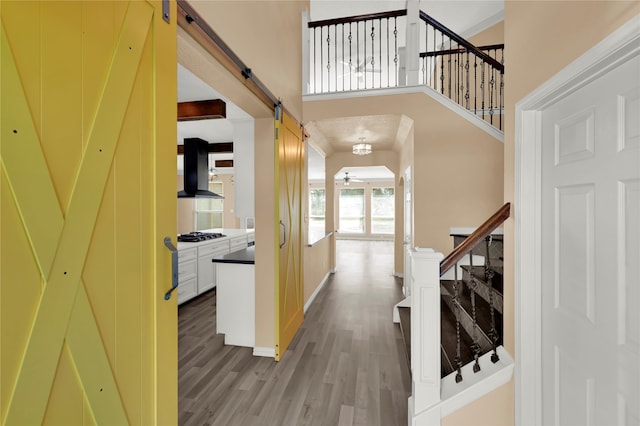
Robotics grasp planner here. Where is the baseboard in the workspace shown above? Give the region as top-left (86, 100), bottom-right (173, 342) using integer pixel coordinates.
top-left (394, 271), bottom-right (404, 278)
top-left (253, 347), bottom-right (275, 358)
top-left (304, 271), bottom-right (331, 313)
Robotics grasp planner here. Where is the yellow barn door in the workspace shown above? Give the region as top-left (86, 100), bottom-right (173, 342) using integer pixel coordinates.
top-left (275, 107), bottom-right (304, 361)
top-left (1, 1), bottom-right (177, 425)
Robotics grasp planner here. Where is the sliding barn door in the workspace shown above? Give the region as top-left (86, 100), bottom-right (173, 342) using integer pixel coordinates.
top-left (275, 108), bottom-right (304, 361)
top-left (1, 1), bottom-right (177, 424)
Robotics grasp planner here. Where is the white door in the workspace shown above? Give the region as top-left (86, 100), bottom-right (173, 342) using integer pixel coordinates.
top-left (541, 54), bottom-right (640, 425)
top-left (404, 166), bottom-right (413, 296)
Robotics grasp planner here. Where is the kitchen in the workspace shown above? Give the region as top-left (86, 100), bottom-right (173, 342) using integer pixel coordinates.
top-left (176, 64), bottom-right (257, 349)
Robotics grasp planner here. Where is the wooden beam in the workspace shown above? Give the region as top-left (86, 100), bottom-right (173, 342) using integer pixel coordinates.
top-left (177, 99), bottom-right (226, 121)
top-left (177, 141), bottom-right (233, 155)
top-left (215, 160), bottom-right (234, 168)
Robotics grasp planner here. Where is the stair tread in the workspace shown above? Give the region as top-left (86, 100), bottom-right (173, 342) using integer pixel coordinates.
top-left (441, 280), bottom-right (503, 349)
top-left (398, 306), bottom-right (411, 367)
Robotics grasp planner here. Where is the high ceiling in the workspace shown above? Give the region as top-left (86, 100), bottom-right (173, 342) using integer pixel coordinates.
top-left (177, 0), bottom-right (504, 180)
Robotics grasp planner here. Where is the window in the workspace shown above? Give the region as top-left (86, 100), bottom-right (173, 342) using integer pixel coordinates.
top-left (195, 182), bottom-right (223, 230)
top-left (371, 187), bottom-right (394, 234)
top-left (309, 188), bottom-right (325, 234)
top-left (339, 188), bottom-right (365, 233)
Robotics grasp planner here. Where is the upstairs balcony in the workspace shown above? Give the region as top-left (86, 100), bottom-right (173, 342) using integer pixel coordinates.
top-left (303, 7), bottom-right (504, 131)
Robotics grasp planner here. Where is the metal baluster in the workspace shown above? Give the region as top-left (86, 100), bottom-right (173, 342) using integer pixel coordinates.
top-left (326, 27), bottom-right (332, 92)
top-left (320, 26), bottom-right (324, 93)
top-left (454, 264), bottom-right (463, 383)
top-left (481, 62), bottom-right (485, 119)
top-left (464, 52), bottom-right (470, 110)
top-left (440, 32), bottom-right (444, 94)
top-left (380, 18), bottom-right (391, 87)
top-left (455, 50), bottom-right (459, 104)
top-left (348, 24), bottom-right (353, 91)
top-left (485, 237), bottom-right (500, 363)
top-left (312, 27), bottom-right (316, 93)
top-left (370, 22), bottom-right (375, 89)
top-left (473, 55), bottom-right (477, 114)
top-left (341, 24), bottom-right (345, 92)
top-left (432, 26), bottom-right (436, 89)
top-left (394, 18), bottom-right (398, 87)
top-left (500, 51), bottom-right (504, 131)
top-left (489, 66), bottom-right (495, 125)
top-left (386, 18), bottom-right (390, 87)
top-left (377, 18), bottom-right (381, 88)
top-left (469, 254), bottom-right (481, 373)
top-left (333, 25), bottom-right (338, 92)
top-left (357, 22), bottom-right (360, 90)
top-left (448, 37), bottom-right (452, 98)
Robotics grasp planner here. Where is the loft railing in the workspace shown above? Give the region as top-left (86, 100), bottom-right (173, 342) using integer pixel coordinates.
top-left (439, 203), bottom-right (510, 382)
top-left (307, 9), bottom-right (505, 131)
top-left (307, 9), bottom-right (407, 93)
top-left (419, 11), bottom-right (504, 130)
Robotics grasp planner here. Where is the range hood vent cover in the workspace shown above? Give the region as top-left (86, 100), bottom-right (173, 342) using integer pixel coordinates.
top-left (178, 138), bottom-right (224, 198)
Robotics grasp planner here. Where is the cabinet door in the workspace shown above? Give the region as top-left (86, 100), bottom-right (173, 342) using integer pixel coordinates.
top-left (197, 256), bottom-right (215, 293)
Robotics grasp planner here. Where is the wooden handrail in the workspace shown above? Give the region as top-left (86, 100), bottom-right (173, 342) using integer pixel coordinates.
top-left (420, 44), bottom-right (504, 58)
top-left (440, 203), bottom-right (510, 275)
top-left (308, 9), bottom-right (407, 28)
top-left (419, 11), bottom-right (504, 73)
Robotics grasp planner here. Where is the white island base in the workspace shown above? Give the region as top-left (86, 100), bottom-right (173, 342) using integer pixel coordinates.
top-left (214, 249), bottom-right (255, 348)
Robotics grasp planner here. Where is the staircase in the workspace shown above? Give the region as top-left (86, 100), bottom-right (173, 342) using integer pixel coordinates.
top-left (392, 204), bottom-right (514, 425)
top-left (398, 235), bottom-right (504, 378)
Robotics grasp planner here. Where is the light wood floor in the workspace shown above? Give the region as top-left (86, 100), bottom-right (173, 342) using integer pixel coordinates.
top-left (178, 240), bottom-right (410, 426)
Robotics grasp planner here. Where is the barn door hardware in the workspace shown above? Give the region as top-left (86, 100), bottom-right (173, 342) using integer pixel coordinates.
top-left (164, 237), bottom-right (179, 300)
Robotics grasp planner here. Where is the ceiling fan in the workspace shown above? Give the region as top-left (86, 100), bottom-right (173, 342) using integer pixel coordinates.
top-left (342, 171), bottom-right (363, 185)
top-left (339, 56), bottom-right (381, 83)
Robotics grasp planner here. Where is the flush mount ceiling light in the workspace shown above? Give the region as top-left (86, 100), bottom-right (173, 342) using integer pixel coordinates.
top-left (352, 137), bottom-right (372, 155)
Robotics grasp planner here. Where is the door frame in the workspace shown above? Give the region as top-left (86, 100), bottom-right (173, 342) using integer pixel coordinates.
top-left (514, 15), bottom-right (640, 425)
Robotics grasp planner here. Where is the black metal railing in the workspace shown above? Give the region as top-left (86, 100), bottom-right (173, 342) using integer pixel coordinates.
top-left (439, 203), bottom-right (510, 381)
top-left (419, 12), bottom-right (504, 130)
top-left (308, 9), bottom-right (407, 93)
top-left (307, 9), bottom-right (505, 131)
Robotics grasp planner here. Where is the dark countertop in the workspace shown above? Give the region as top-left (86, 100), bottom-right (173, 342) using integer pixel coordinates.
top-left (212, 245), bottom-right (255, 265)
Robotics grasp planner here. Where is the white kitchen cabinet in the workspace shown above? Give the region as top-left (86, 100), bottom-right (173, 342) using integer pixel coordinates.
top-left (177, 247), bottom-right (197, 304)
top-left (197, 240), bottom-right (229, 294)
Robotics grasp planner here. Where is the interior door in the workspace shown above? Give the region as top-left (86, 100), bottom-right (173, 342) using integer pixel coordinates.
top-left (541, 54), bottom-right (640, 425)
top-left (0, 1), bottom-right (176, 424)
top-left (275, 107), bottom-right (304, 361)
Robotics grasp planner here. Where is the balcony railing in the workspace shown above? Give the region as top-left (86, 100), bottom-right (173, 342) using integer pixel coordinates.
top-left (307, 9), bottom-right (505, 130)
top-left (308, 9), bottom-right (407, 93)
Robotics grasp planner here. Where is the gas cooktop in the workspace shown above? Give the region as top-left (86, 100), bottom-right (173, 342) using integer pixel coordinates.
top-left (177, 232), bottom-right (226, 242)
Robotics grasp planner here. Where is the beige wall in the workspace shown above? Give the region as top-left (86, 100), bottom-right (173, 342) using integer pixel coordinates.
top-left (186, 1), bottom-right (307, 122)
top-left (444, 3), bottom-right (640, 426)
top-left (306, 92), bottom-right (504, 255)
top-left (303, 236), bottom-right (332, 302)
top-left (176, 174), bottom-right (240, 234)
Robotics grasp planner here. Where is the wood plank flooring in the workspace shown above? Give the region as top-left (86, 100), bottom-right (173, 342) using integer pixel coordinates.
top-left (178, 240), bottom-right (411, 426)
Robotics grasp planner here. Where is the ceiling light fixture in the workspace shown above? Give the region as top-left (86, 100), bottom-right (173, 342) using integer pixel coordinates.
top-left (352, 137), bottom-right (372, 155)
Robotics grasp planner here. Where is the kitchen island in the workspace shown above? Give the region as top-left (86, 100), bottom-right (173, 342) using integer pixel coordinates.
top-left (212, 246), bottom-right (255, 348)
top-left (176, 228), bottom-right (254, 305)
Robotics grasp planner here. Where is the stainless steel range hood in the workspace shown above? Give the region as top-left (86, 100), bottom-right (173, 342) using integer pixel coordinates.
top-left (178, 138), bottom-right (224, 198)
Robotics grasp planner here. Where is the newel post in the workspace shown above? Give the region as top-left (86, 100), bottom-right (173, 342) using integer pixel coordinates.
top-left (404, 0), bottom-right (421, 86)
top-left (409, 247), bottom-right (443, 424)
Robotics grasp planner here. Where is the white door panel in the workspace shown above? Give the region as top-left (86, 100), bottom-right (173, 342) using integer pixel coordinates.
top-left (542, 55), bottom-right (640, 425)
